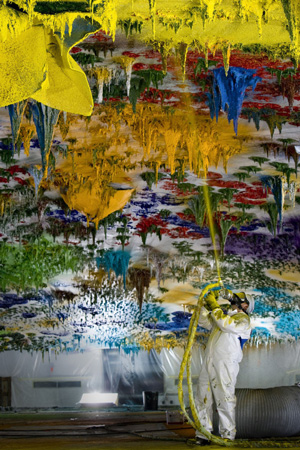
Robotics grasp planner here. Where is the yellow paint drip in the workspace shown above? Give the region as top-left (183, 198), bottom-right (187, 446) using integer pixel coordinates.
top-left (222, 42), bottom-right (231, 77)
top-left (131, 105), bottom-right (159, 156)
top-left (284, 0), bottom-right (300, 66)
top-left (148, 0), bottom-right (156, 37)
top-left (34, 12), bottom-right (81, 42)
top-left (237, 0), bottom-right (278, 37)
top-left (27, 0), bottom-right (37, 24)
top-left (0, 4), bottom-right (29, 42)
top-left (184, 117), bottom-right (242, 178)
top-left (57, 111), bottom-right (71, 140)
top-left (90, 66), bottom-right (112, 83)
top-left (19, 124), bottom-right (35, 157)
top-left (0, 194), bottom-right (12, 216)
top-left (92, 0), bottom-right (117, 40)
top-left (130, 104), bottom-right (245, 176)
top-left (176, 42), bottom-right (188, 80)
top-left (89, 66), bottom-right (112, 103)
top-left (55, 149), bottom-right (134, 227)
top-left (43, 101), bottom-right (248, 231)
top-left (201, 0), bottom-right (221, 21)
top-left (162, 128), bottom-right (181, 175)
top-left (113, 55), bottom-right (135, 96)
top-left (158, 40), bottom-right (173, 74)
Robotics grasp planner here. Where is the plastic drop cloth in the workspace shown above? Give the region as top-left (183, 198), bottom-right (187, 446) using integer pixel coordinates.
top-left (0, 342), bottom-right (299, 408)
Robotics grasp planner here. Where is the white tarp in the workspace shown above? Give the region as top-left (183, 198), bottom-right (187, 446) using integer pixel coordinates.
top-left (1, 341), bottom-right (299, 408)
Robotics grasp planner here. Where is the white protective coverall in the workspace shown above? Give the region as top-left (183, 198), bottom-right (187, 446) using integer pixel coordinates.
top-left (195, 292), bottom-right (251, 440)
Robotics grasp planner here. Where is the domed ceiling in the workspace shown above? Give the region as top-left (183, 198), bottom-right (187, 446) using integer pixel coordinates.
top-left (0, 0), bottom-right (300, 354)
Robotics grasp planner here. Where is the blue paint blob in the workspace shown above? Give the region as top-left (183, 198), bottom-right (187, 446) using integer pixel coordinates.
top-left (28, 166), bottom-right (44, 199)
top-left (145, 310), bottom-right (208, 333)
top-left (46, 209), bottom-right (87, 224)
top-left (251, 299), bottom-right (276, 316)
top-left (0, 294), bottom-right (28, 309)
top-left (56, 312), bottom-right (67, 322)
top-left (207, 67), bottom-right (261, 134)
top-left (251, 327), bottom-right (271, 338)
top-left (166, 214), bottom-right (206, 234)
top-left (275, 311), bottom-right (300, 338)
top-left (22, 312), bottom-right (36, 318)
top-left (257, 287), bottom-right (294, 304)
top-left (96, 250), bottom-right (131, 288)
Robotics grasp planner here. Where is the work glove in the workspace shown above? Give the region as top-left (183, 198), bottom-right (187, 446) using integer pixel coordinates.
top-left (205, 290), bottom-right (220, 311)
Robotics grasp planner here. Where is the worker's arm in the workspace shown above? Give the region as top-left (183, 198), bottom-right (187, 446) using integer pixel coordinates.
top-left (198, 306), bottom-right (213, 330)
top-left (210, 309), bottom-right (251, 335)
top-left (198, 290), bottom-right (219, 330)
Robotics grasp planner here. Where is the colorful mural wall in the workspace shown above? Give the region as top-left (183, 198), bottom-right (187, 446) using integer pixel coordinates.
top-left (1, 0), bottom-right (300, 361)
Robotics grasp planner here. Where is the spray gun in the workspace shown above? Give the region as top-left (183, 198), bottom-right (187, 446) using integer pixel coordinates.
top-left (217, 278), bottom-right (231, 300)
top-left (215, 280), bottom-right (239, 305)
top-left (220, 288), bottom-right (233, 301)
top-left (217, 279), bottom-right (231, 299)
top-left (219, 288), bottom-right (248, 311)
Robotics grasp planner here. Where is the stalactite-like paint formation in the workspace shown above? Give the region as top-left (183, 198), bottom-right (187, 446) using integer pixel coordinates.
top-left (0, 3), bottom-right (30, 41)
top-left (97, 250), bottom-right (131, 289)
top-left (184, 122), bottom-right (225, 177)
top-left (163, 128), bottom-right (181, 174)
top-left (177, 42), bottom-right (188, 80)
top-left (7, 101), bottom-right (27, 150)
top-left (56, 146), bottom-right (134, 228)
top-left (280, 0), bottom-right (299, 65)
top-left (222, 42), bottom-right (231, 76)
top-left (0, 193), bottom-right (13, 216)
top-left (260, 175), bottom-right (285, 231)
top-left (28, 165), bottom-right (44, 199)
top-left (31, 101), bottom-right (60, 174)
top-left (208, 67), bottom-right (261, 134)
top-left (113, 56), bottom-right (135, 97)
top-left (89, 67), bottom-right (112, 103)
top-left (57, 111), bottom-right (71, 140)
top-left (148, 0), bottom-right (156, 37)
top-left (129, 267), bottom-right (151, 311)
top-left (19, 123), bottom-right (35, 157)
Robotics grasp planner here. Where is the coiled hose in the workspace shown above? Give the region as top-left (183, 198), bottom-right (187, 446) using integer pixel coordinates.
top-left (177, 282), bottom-right (300, 448)
top-left (234, 386), bottom-right (300, 439)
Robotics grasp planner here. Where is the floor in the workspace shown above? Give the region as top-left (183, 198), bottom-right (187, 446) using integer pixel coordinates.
top-left (1, 409), bottom-right (300, 450)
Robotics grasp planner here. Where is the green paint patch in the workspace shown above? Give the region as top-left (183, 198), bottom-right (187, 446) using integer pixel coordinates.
top-left (0, 239), bottom-right (85, 292)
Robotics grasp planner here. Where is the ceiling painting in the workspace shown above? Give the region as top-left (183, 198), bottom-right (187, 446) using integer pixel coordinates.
top-left (0, 0), bottom-right (300, 355)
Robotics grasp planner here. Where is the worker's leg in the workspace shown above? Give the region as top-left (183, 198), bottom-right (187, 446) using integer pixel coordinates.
top-left (195, 358), bottom-right (214, 439)
top-left (211, 359), bottom-right (239, 440)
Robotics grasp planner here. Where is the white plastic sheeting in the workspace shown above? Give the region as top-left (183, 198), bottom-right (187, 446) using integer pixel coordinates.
top-left (0, 342), bottom-right (299, 408)
top-left (238, 341), bottom-right (300, 388)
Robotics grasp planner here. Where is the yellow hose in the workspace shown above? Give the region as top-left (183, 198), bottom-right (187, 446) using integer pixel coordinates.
top-left (178, 281), bottom-right (300, 448)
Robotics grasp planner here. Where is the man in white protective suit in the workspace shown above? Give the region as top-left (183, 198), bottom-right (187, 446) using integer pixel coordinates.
top-left (195, 289), bottom-right (254, 446)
